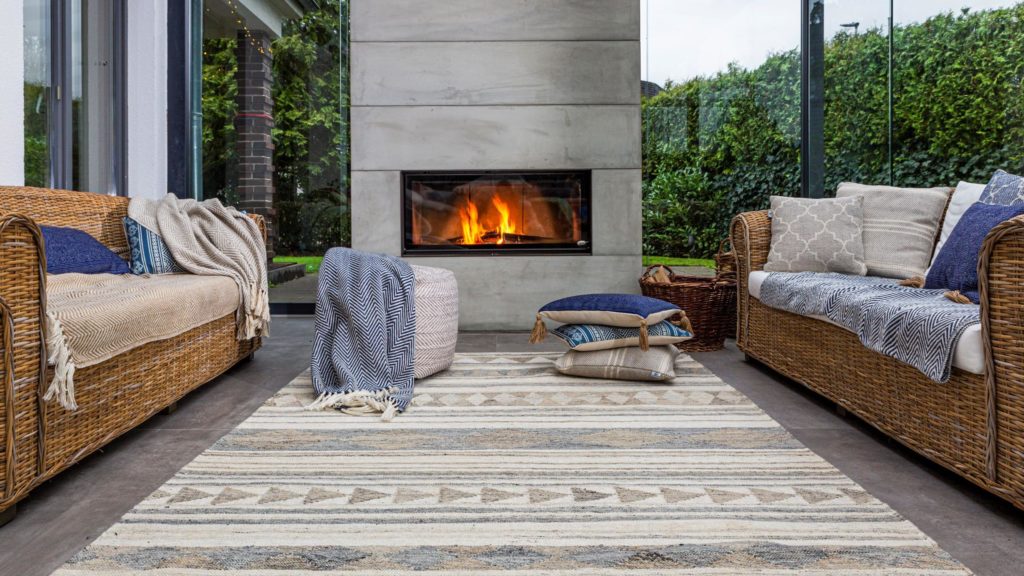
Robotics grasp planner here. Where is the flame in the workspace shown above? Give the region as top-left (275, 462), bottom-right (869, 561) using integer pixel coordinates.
top-left (458, 193), bottom-right (518, 245)
top-left (492, 196), bottom-right (516, 244)
top-left (460, 201), bottom-right (483, 245)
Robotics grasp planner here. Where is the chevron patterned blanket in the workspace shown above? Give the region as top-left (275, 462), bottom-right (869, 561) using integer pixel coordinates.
top-left (310, 248), bottom-right (416, 420)
top-left (759, 272), bottom-right (980, 383)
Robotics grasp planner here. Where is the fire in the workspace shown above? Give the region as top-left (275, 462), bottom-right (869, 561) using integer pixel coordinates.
top-left (458, 194), bottom-right (518, 245)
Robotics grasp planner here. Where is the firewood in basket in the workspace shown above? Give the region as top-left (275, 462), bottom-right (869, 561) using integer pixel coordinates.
top-left (652, 266), bottom-right (671, 284)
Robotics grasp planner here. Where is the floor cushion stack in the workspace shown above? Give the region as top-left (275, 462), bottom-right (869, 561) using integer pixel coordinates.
top-left (531, 293), bottom-right (692, 382)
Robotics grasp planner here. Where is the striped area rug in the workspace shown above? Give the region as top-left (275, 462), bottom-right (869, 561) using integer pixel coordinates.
top-left (55, 353), bottom-right (970, 574)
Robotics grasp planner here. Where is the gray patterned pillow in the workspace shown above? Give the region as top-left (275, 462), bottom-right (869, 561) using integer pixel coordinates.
top-left (554, 346), bottom-right (679, 382)
top-left (836, 182), bottom-right (951, 279)
top-left (764, 195), bottom-right (867, 275)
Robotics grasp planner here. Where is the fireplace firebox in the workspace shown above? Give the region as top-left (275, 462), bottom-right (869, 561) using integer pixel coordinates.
top-left (402, 171), bottom-right (592, 256)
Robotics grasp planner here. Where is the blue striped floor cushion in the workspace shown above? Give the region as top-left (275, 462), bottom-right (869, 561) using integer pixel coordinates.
top-left (550, 321), bottom-right (692, 352)
top-left (123, 216), bottom-right (185, 275)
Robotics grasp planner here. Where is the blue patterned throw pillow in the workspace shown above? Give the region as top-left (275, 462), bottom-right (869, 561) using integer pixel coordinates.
top-left (980, 170), bottom-right (1024, 206)
top-left (550, 321), bottom-right (693, 352)
top-left (41, 225), bottom-right (131, 275)
top-left (123, 217), bottom-right (184, 274)
top-left (925, 202), bottom-right (1024, 303)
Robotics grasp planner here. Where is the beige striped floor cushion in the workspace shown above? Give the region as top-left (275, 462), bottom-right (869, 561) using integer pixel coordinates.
top-left (837, 182), bottom-right (952, 279)
top-left (555, 346), bottom-right (679, 382)
top-left (411, 265), bottom-right (459, 380)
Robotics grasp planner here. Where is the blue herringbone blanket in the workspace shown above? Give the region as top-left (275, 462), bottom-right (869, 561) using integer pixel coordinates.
top-left (759, 272), bottom-right (980, 383)
top-left (310, 248), bottom-right (415, 419)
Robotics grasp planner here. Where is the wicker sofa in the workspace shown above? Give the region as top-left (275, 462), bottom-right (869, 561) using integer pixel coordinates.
top-left (731, 209), bottom-right (1024, 511)
top-left (0, 186), bottom-right (264, 523)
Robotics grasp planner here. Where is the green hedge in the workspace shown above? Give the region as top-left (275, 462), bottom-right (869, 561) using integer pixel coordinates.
top-left (643, 5), bottom-right (1024, 259)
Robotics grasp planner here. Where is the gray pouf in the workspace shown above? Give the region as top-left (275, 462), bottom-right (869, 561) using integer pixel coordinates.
top-left (411, 265), bottom-right (459, 379)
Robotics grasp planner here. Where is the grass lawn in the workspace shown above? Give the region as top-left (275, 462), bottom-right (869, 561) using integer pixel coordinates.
top-left (275, 254), bottom-right (715, 273)
top-left (643, 256), bottom-right (715, 269)
top-left (273, 256), bottom-right (324, 274)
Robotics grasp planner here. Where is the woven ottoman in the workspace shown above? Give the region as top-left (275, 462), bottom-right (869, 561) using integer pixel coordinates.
top-left (411, 265), bottom-right (459, 379)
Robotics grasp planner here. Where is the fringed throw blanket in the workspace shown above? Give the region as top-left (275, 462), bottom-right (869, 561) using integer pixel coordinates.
top-left (128, 194), bottom-right (270, 340)
top-left (309, 248), bottom-right (416, 421)
top-left (759, 272), bottom-right (980, 383)
top-left (45, 274), bottom-right (239, 410)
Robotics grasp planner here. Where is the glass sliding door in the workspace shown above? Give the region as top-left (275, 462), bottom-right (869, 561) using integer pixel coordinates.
top-left (198, 0), bottom-right (350, 310)
top-left (641, 0), bottom-right (801, 259)
top-left (815, 0), bottom-right (1024, 194)
top-left (22, 0), bottom-right (124, 194)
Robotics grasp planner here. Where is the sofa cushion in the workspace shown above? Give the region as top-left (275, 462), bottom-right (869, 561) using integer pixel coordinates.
top-left (46, 273), bottom-right (239, 373)
top-left (929, 181), bottom-right (985, 269)
top-left (836, 182), bottom-right (951, 279)
top-left (764, 195), bottom-right (867, 275)
top-left (42, 225), bottom-right (131, 275)
top-left (747, 270), bottom-right (983, 374)
top-left (925, 202), bottom-right (1024, 304)
top-left (980, 169), bottom-right (1024, 206)
top-left (554, 346), bottom-right (679, 382)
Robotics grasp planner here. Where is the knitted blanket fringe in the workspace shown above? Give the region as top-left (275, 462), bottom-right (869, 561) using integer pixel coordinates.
top-left (44, 310), bottom-right (77, 411)
top-left (306, 388), bottom-right (399, 422)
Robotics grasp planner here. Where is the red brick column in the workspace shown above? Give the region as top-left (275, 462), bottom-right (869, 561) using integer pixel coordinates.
top-left (234, 30), bottom-right (276, 258)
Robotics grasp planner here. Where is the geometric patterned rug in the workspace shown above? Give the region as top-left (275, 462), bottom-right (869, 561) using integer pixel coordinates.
top-left (54, 352), bottom-right (971, 574)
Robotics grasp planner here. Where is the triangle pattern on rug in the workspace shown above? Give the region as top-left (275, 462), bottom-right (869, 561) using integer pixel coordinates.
top-left (528, 488), bottom-right (567, 504)
top-left (616, 487), bottom-right (659, 503)
top-left (661, 487), bottom-right (704, 503)
top-left (212, 487), bottom-right (257, 506)
top-left (439, 487), bottom-right (476, 503)
top-left (304, 487), bottom-right (347, 505)
top-left (168, 487), bottom-right (214, 504)
top-left (572, 487), bottom-right (613, 502)
top-left (393, 488), bottom-right (434, 504)
top-left (259, 487), bottom-right (303, 504)
top-left (349, 487), bottom-right (390, 504)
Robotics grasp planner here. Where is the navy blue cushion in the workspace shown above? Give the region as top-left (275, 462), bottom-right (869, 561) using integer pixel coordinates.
top-left (539, 294), bottom-right (681, 327)
top-left (123, 217), bottom-right (184, 274)
top-left (980, 169), bottom-right (1024, 206)
top-left (41, 225), bottom-right (131, 275)
top-left (925, 202), bottom-right (1024, 303)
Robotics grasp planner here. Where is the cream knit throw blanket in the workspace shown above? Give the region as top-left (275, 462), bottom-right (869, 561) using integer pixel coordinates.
top-left (128, 194), bottom-right (271, 341)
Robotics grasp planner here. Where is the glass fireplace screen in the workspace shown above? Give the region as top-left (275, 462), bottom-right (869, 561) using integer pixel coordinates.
top-left (402, 171), bottom-right (592, 255)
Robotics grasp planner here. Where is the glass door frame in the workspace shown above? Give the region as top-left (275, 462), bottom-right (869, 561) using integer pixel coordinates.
top-left (45, 0), bottom-right (127, 194)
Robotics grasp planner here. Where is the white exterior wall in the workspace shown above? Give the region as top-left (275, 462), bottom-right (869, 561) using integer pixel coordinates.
top-left (0, 1), bottom-right (25, 186)
top-left (125, 0), bottom-right (169, 199)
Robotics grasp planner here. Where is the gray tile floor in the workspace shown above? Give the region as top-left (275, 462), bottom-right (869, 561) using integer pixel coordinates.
top-left (1, 318), bottom-right (1021, 576)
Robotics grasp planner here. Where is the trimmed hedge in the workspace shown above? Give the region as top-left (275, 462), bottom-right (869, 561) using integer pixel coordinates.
top-left (643, 5), bottom-right (1024, 258)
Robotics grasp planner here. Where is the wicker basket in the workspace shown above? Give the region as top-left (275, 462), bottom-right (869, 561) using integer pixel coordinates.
top-left (640, 264), bottom-right (737, 352)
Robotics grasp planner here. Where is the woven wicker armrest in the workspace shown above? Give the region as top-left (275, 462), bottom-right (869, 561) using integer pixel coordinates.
top-left (245, 213), bottom-right (267, 245)
top-left (730, 211), bottom-right (771, 348)
top-left (0, 214), bottom-right (46, 510)
top-left (730, 211), bottom-right (771, 275)
top-left (978, 214), bottom-right (1024, 489)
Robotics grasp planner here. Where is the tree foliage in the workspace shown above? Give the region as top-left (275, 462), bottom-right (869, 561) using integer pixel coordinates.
top-left (643, 5), bottom-right (1024, 258)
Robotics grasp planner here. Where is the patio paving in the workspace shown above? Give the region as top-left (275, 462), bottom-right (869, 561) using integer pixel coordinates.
top-left (0, 317), bottom-right (1021, 576)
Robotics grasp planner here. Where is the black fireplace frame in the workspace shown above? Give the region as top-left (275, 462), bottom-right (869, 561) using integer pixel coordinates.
top-left (401, 170), bottom-right (593, 257)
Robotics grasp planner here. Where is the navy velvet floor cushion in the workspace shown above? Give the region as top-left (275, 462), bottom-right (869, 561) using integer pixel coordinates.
top-left (925, 202), bottom-right (1024, 303)
top-left (41, 225), bottom-right (131, 275)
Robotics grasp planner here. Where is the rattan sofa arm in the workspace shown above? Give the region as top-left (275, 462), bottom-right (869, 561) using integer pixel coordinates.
top-left (245, 213), bottom-right (267, 245)
top-left (0, 214), bottom-right (47, 510)
top-left (730, 211), bottom-right (771, 275)
top-left (730, 210), bottom-right (771, 349)
top-left (978, 214), bottom-right (1024, 485)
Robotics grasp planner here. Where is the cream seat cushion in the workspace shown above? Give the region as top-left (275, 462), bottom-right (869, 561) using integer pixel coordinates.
top-left (410, 265), bottom-right (459, 380)
top-left (747, 271), bottom-right (984, 375)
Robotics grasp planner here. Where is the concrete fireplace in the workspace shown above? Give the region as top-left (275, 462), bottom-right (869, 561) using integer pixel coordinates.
top-left (349, 0), bottom-right (642, 330)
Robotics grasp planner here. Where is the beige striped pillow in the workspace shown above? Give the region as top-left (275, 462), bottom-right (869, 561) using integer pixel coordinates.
top-left (554, 346), bottom-right (679, 382)
top-left (837, 183), bottom-right (952, 279)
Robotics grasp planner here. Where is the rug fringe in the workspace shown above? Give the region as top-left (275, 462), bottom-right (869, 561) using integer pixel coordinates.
top-left (44, 311), bottom-right (78, 411)
top-left (306, 388), bottom-right (398, 422)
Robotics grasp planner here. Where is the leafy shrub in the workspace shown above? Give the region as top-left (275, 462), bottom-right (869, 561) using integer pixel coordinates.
top-left (644, 5), bottom-right (1024, 258)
